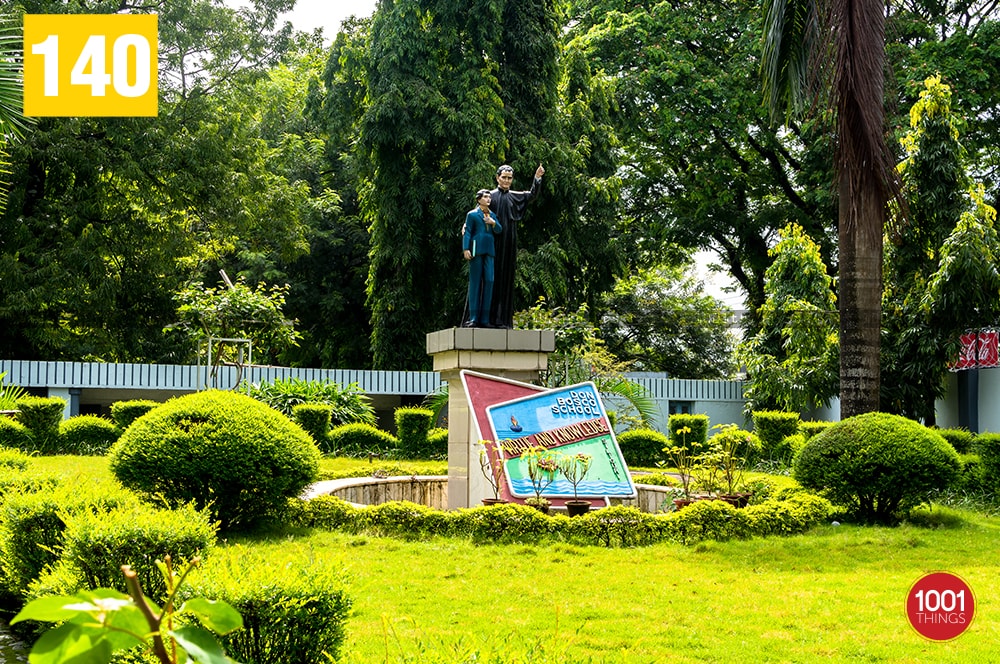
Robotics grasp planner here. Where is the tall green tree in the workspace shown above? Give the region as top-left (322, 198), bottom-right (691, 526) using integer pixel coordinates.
top-left (738, 223), bottom-right (839, 414)
top-left (881, 76), bottom-right (967, 422)
top-left (360, 0), bottom-right (509, 369)
top-left (563, 0), bottom-right (838, 327)
top-left (598, 264), bottom-right (736, 379)
top-left (761, 0), bottom-right (901, 416)
top-left (0, 0), bottom-right (304, 362)
top-left (359, 0), bottom-right (625, 369)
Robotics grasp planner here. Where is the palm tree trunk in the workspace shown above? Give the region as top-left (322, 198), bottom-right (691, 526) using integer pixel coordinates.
top-left (835, 0), bottom-right (888, 417)
top-left (837, 168), bottom-right (883, 417)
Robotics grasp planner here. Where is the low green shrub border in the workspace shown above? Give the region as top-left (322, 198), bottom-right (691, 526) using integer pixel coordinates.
top-left (630, 472), bottom-right (679, 487)
top-left (0, 467), bottom-right (61, 499)
top-left (288, 492), bottom-right (833, 548)
top-left (0, 481), bottom-right (138, 596)
top-left (0, 448), bottom-right (30, 471)
top-left (183, 547), bottom-right (352, 664)
top-left (315, 461), bottom-right (447, 482)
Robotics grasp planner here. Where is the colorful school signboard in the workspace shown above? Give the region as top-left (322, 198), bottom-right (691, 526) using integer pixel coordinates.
top-left (461, 371), bottom-right (635, 505)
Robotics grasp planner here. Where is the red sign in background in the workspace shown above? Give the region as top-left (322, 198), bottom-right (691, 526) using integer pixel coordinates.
top-left (952, 330), bottom-right (999, 370)
top-left (905, 572), bottom-right (975, 641)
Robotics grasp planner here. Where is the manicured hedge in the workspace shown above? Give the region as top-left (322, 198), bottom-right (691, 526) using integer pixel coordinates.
top-left (975, 432), bottom-right (1000, 493)
top-left (794, 412), bottom-right (960, 523)
top-left (58, 415), bottom-right (120, 455)
top-left (668, 414), bottom-right (709, 453)
top-left (328, 423), bottom-right (399, 456)
top-left (752, 411), bottom-right (801, 461)
top-left (293, 403), bottom-right (334, 452)
top-left (395, 407), bottom-right (435, 458)
top-left (936, 427), bottom-right (975, 454)
top-left (109, 399), bottom-right (161, 430)
top-left (13, 396), bottom-right (65, 453)
top-left (617, 428), bottom-right (668, 467)
top-left (108, 390), bottom-right (321, 529)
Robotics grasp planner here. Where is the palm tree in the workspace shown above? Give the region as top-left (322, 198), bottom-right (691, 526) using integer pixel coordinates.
top-left (760, 0), bottom-right (900, 416)
top-left (1, 13), bottom-right (33, 215)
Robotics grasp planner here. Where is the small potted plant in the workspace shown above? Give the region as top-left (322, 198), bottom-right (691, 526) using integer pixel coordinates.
top-left (478, 443), bottom-right (507, 506)
top-left (521, 446), bottom-right (560, 514)
top-left (663, 426), bottom-right (701, 509)
top-left (711, 424), bottom-right (756, 507)
top-left (559, 453), bottom-right (593, 516)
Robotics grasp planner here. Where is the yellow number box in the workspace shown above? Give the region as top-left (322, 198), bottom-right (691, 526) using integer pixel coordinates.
top-left (24, 14), bottom-right (158, 117)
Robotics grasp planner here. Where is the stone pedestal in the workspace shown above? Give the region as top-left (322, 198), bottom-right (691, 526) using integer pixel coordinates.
top-left (426, 328), bottom-right (555, 509)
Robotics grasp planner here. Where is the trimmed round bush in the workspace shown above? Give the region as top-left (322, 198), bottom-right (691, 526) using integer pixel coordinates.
top-left (617, 428), bottom-right (669, 467)
top-left (328, 423), bottom-right (399, 455)
top-left (108, 390), bottom-right (321, 529)
top-left (109, 399), bottom-right (161, 430)
top-left (793, 412), bottom-right (960, 523)
top-left (0, 417), bottom-right (33, 450)
top-left (58, 415), bottom-right (119, 455)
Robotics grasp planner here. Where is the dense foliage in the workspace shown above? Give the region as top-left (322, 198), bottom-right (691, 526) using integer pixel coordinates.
top-left (108, 390), bottom-right (321, 528)
top-left (3, 0), bottom-right (1000, 404)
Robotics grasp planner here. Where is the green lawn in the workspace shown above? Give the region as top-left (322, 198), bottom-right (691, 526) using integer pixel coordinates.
top-left (30, 456), bottom-right (1000, 662)
top-left (222, 509), bottom-right (999, 663)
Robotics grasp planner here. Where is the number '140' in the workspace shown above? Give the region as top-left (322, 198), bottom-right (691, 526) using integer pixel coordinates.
top-left (31, 34), bottom-right (151, 97)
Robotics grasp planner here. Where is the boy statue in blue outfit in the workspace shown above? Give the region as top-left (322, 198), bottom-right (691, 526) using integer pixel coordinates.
top-left (463, 189), bottom-right (503, 327)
